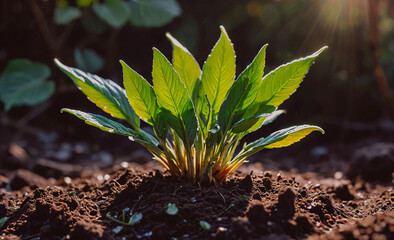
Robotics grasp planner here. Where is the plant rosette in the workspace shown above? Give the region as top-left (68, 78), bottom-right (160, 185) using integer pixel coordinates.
top-left (56, 26), bottom-right (327, 183)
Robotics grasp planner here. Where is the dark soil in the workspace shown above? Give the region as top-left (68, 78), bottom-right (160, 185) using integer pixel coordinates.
top-left (0, 165), bottom-right (393, 240)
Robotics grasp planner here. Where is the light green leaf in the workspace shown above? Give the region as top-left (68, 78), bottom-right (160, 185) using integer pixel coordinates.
top-left (93, 0), bottom-right (130, 28)
top-left (201, 26), bottom-right (235, 123)
top-left (55, 59), bottom-right (140, 129)
top-left (74, 48), bottom-right (104, 73)
top-left (243, 125), bottom-right (324, 155)
top-left (256, 46), bottom-right (328, 108)
top-left (77, 0), bottom-right (95, 7)
top-left (231, 109), bottom-right (285, 134)
top-left (199, 220), bottom-right (211, 230)
top-left (152, 48), bottom-right (197, 144)
top-left (128, 0), bottom-right (181, 27)
top-left (166, 203), bottom-right (178, 215)
top-left (121, 60), bottom-right (158, 124)
top-left (166, 33), bottom-right (201, 99)
top-left (54, 7), bottom-right (82, 25)
top-left (0, 59), bottom-right (54, 111)
top-left (262, 109), bottom-right (286, 125)
top-left (218, 43), bottom-right (268, 134)
top-left (61, 108), bottom-right (138, 136)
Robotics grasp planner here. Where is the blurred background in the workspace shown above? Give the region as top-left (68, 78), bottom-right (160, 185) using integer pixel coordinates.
top-left (0, 0), bottom-right (393, 177)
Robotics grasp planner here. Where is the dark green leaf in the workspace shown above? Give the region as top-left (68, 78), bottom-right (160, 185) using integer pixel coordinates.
top-left (201, 26), bottom-right (235, 122)
top-left (0, 59), bottom-right (54, 111)
top-left (128, 0), bottom-right (181, 27)
top-left (93, 0), bottom-right (130, 28)
top-left (81, 9), bottom-right (107, 34)
top-left (54, 7), bottom-right (82, 25)
top-left (55, 59), bottom-right (140, 129)
top-left (74, 48), bottom-right (104, 73)
top-left (121, 60), bottom-right (158, 124)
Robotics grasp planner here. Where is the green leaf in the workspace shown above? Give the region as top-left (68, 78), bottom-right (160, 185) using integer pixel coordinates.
top-left (77, 0), bottom-right (95, 7)
top-left (201, 26), bottom-right (235, 123)
top-left (0, 59), bottom-right (54, 111)
top-left (244, 125), bottom-right (324, 154)
top-left (218, 43), bottom-right (269, 134)
top-left (81, 9), bottom-right (107, 34)
top-left (256, 46), bottom-right (328, 108)
top-left (166, 33), bottom-right (201, 99)
top-left (231, 109), bottom-right (284, 133)
top-left (0, 217), bottom-right (9, 229)
top-left (199, 220), bottom-right (211, 230)
top-left (93, 0), bottom-right (130, 28)
top-left (152, 48), bottom-right (197, 144)
top-left (61, 108), bottom-right (138, 136)
top-left (128, 0), bottom-right (181, 27)
top-left (129, 212), bottom-right (143, 225)
top-left (74, 48), bottom-right (104, 73)
top-left (166, 203), bottom-right (178, 215)
top-left (55, 59), bottom-right (140, 129)
top-left (54, 7), bottom-right (82, 25)
top-left (121, 60), bottom-right (158, 125)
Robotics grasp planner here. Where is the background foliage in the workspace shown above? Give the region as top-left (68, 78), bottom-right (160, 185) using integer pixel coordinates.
top-left (0, 0), bottom-right (393, 144)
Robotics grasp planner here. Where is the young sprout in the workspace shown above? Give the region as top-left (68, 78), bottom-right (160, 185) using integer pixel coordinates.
top-left (56, 26), bottom-right (326, 183)
top-left (166, 203), bottom-right (179, 215)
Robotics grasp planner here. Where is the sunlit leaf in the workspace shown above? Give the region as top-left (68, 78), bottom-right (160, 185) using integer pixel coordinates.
top-left (201, 26), bottom-right (235, 124)
top-left (55, 59), bottom-right (139, 129)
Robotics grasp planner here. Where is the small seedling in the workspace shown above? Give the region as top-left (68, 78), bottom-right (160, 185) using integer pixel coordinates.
top-left (166, 203), bottom-right (179, 215)
top-left (106, 211), bottom-right (142, 226)
top-left (56, 26), bottom-right (326, 183)
top-left (199, 220), bottom-right (211, 230)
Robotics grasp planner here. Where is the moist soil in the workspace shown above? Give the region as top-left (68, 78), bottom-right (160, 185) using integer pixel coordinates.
top-left (0, 165), bottom-right (393, 240)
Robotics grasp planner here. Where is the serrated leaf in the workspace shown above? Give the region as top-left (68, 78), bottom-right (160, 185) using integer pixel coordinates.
top-left (55, 59), bottom-right (140, 129)
top-left (256, 47), bottom-right (328, 108)
top-left (74, 48), bottom-right (104, 73)
top-left (93, 0), bottom-right (130, 28)
top-left (121, 60), bottom-right (158, 125)
top-left (152, 48), bottom-right (197, 144)
top-left (54, 7), bottom-right (82, 25)
top-left (128, 0), bottom-right (181, 27)
top-left (201, 26), bottom-right (235, 123)
top-left (166, 33), bottom-right (201, 99)
top-left (61, 108), bottom-right (137, 136)
top-left (166, 203), bottom-right (178, 215)
top-left (218, 43), bottom-right (270, 134)
top-left (244, 125), bottom-right (324, 154)
top-left (0, 59), bottom-right (54, 111)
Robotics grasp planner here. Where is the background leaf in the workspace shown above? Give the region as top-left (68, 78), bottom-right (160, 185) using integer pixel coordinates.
top-left (128, 0), bottom-right (181, 27)
top-left (0, 59), bottom-right (54, 111)
top-left (81, 10), bottom-right (107, 34)
top-left (74, 48), bottom-right (104, 73)
top-left (54, 7), bottom-right (82, 25)
top-left (55, 59), bottom-right (140, 129)
top-left (93, 0), bottom-right (130, 28)
top-left (201, 26), bottom-right (235, 123)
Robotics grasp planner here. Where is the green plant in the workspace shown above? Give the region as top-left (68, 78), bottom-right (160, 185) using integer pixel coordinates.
top-left (56, 26), bottom-right (326, 183)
